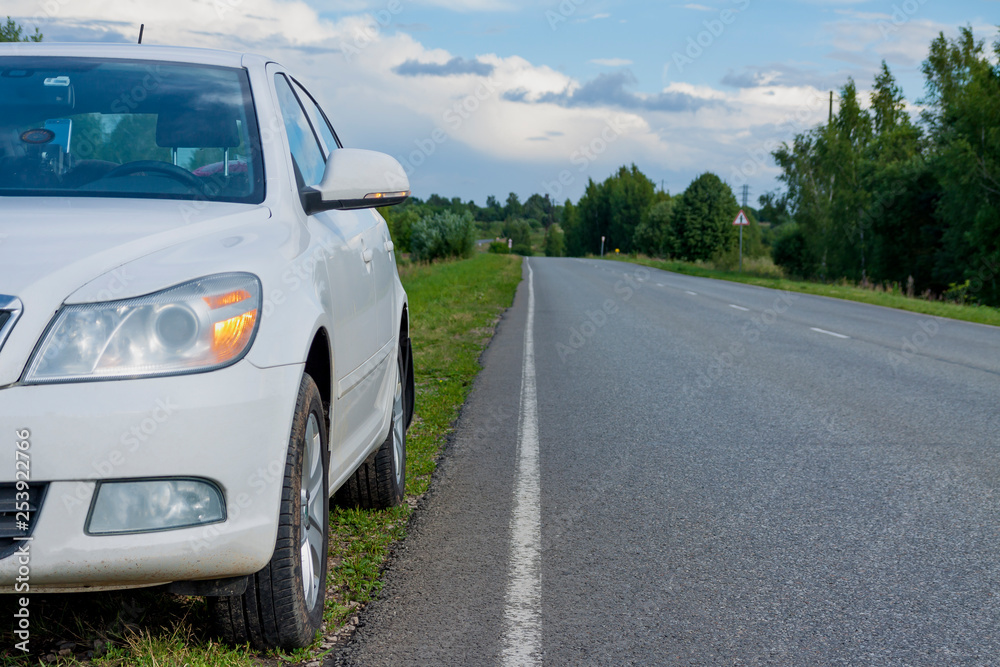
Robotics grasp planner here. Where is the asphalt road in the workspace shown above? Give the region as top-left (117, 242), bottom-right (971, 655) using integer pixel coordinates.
top-left (335, 257), bottom-right (1000, 666)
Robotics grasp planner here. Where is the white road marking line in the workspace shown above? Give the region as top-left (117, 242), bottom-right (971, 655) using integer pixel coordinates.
top-left (657, 283), bottom-right (665, 287)
top-left (502, 260), bottom-right (542, 667)
top-left (685, 290), bottom-right (698, 296)
top-left (729, 304), bottom-right (750, 312)
top-left (810, 327), bottom-right (850, 339)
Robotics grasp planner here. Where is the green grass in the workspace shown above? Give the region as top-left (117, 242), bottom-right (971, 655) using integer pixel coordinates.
top-left (610, 255), bottom-right (1000, 328)
top-left (0, 252), bottom-right (523, 666)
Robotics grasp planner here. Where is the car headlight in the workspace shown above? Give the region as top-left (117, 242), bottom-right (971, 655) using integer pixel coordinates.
top-left (25, 273), bottom-right (261, 383)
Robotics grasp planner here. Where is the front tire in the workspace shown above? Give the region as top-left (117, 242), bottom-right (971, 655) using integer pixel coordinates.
top-left (210, 373), bottom-right (329, 649)
top-left (334, 349), bottom-right (406, 509)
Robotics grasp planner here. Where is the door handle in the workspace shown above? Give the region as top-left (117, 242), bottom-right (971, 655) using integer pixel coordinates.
top-left (362, 248), bottom-right (374, 263)
top-left (384, 240), bottom-right (394, 252)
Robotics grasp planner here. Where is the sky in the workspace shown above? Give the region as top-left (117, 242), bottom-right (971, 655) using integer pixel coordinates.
top-left (6, 0), bottom-right (998, 206)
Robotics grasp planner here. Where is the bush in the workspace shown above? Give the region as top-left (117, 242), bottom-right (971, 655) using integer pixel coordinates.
top-left (503, 219), bottom-right (533, 256)
top-left (410, 211), bottom-right (476, 262)
top-left (771, 222), bottom-right (814, 278)
top-left (488, 240), bottom-right (510, 254)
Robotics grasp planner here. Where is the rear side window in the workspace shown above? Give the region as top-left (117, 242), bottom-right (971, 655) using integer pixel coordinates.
top-left (273, 73), bottom-right (324, 189)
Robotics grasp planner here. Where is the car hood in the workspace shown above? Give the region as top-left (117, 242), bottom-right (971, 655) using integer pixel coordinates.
top-left (0, 198), bottom-right (270, 297)
top-left (0, 197), bottom-right (273, 385)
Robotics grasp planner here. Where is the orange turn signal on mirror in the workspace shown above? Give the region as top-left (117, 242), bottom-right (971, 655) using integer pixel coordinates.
top-left (365, 190), bottom-right (409, 200)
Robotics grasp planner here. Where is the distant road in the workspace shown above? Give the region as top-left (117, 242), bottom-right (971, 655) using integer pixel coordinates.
top-left (337, 257), bottom-right (1000, 666)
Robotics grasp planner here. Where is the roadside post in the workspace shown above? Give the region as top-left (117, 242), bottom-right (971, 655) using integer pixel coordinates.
top-left (600, 235), bottom-right (605, 257)
top-left (732, 210), bottom-right (750, 272)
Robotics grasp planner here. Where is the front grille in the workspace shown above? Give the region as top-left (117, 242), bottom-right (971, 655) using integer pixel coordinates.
top-left (0, 483), bottom-right (47, 560)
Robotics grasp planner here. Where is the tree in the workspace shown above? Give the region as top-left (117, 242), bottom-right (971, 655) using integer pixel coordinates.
top-left (483, 195), bottom-right (504, 222)
top-left (544, 224), bottom-right (565, 257)
top-left (572, 177), bottom-right (609, 256)
top-left (827, 77), bottom-right (874, 281)
top-left (757, 191), bottom-right (791, 226)
top-left (667, 172), bottom-right (739, 261)
top-left (606, 164), bottom-right (656, 254)
top-left (503, 219), bottom-right (533, 255)
top-left (561, 199), bottom-right (584, 256)
top-left (921, 27), bottom-right (1000, 304)
top-left (523, 193), bottom-right (553, 227)
top-left (632, 198), bottom-right (673, 256)
top-left (771, 222), bottom-right (815, 277)
top-left (504, 192), bottom-right (522, 220)
top-left (566, 165), bottom-right (657, 256)
top-left (1, 17), bottom-right (42, 42)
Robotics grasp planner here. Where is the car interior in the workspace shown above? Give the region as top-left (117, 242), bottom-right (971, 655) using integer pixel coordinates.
top-left (0, 58), bottom-right (263, 203)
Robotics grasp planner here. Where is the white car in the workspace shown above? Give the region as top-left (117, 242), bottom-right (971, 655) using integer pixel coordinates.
top-left (0, 43), bottom-right (414, 648)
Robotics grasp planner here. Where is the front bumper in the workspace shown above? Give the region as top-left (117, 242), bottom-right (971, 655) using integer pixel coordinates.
top-left (0, 361), bottom-right (303, 592)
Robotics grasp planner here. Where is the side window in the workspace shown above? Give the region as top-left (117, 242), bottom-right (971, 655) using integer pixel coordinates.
top-left (292, 79), bottom-right (340, 156)
top-left (273, 73), bottom-right (325, 189)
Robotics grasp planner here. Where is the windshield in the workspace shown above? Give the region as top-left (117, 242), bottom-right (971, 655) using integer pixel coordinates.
top-left (0, 57), bottom-right (264, 204)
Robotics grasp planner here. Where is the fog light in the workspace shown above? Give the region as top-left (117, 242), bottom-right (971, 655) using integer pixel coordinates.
top-left (87, 478), bottom-right (225, 535)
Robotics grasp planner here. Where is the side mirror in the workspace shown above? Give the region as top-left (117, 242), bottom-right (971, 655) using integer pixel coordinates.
top-left (302, 148), bottom-right (410, 214)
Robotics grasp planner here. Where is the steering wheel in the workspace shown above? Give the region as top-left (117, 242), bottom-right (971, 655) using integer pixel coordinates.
top-left (102, 160), bottom-right (207, 194)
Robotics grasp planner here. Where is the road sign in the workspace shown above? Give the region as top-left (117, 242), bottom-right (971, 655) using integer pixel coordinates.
top-left (733, 210), bottom-right (750, 226)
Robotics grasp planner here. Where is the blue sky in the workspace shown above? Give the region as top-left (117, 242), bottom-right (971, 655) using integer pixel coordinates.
top-left (9, 0), bottom-right (998, 205)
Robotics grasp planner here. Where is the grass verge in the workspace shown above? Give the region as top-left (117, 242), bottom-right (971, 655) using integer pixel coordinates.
top-left (611, 255), bottom-right (1000, 328)
top-left (0, 252), bottom-right (522, 666)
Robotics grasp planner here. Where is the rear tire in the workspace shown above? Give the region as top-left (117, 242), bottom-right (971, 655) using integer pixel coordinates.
top-left (334, 350), bottom-right (406, 510)
top-left (210, 372), bottom-right (329, 649)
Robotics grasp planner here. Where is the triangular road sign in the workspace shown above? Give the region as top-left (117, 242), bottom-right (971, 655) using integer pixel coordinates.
top-left (733, 210), bottom-right (750, 226)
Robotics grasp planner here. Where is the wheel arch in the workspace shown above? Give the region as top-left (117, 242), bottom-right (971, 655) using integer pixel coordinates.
top-left (304, 327), bottom-right (332, 421)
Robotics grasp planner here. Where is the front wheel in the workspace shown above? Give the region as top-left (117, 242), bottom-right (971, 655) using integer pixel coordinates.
top-left (334, 350), bottom-right (406, 509)
top-left (210, 372), bottom-right (329, 649)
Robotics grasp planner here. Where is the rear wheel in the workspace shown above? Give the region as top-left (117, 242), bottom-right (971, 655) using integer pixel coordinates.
top-left (334, 350), bottom-right (406, 509)
top-left (210, 373), bottom-right (329, 649)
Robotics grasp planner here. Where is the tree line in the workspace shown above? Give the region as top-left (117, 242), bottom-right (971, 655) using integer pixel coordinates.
top-left (8, 17), bottom-right (996, 304)
top-left (393, 27), bottom-right (999, 308)
top-left (770, 27), bottom-right (999, 306)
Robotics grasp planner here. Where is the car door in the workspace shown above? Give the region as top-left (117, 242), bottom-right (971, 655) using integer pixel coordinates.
top-left (289, 78), bottom-right (396, 353)
top-left (271, 69), bottom-right (383, 479)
